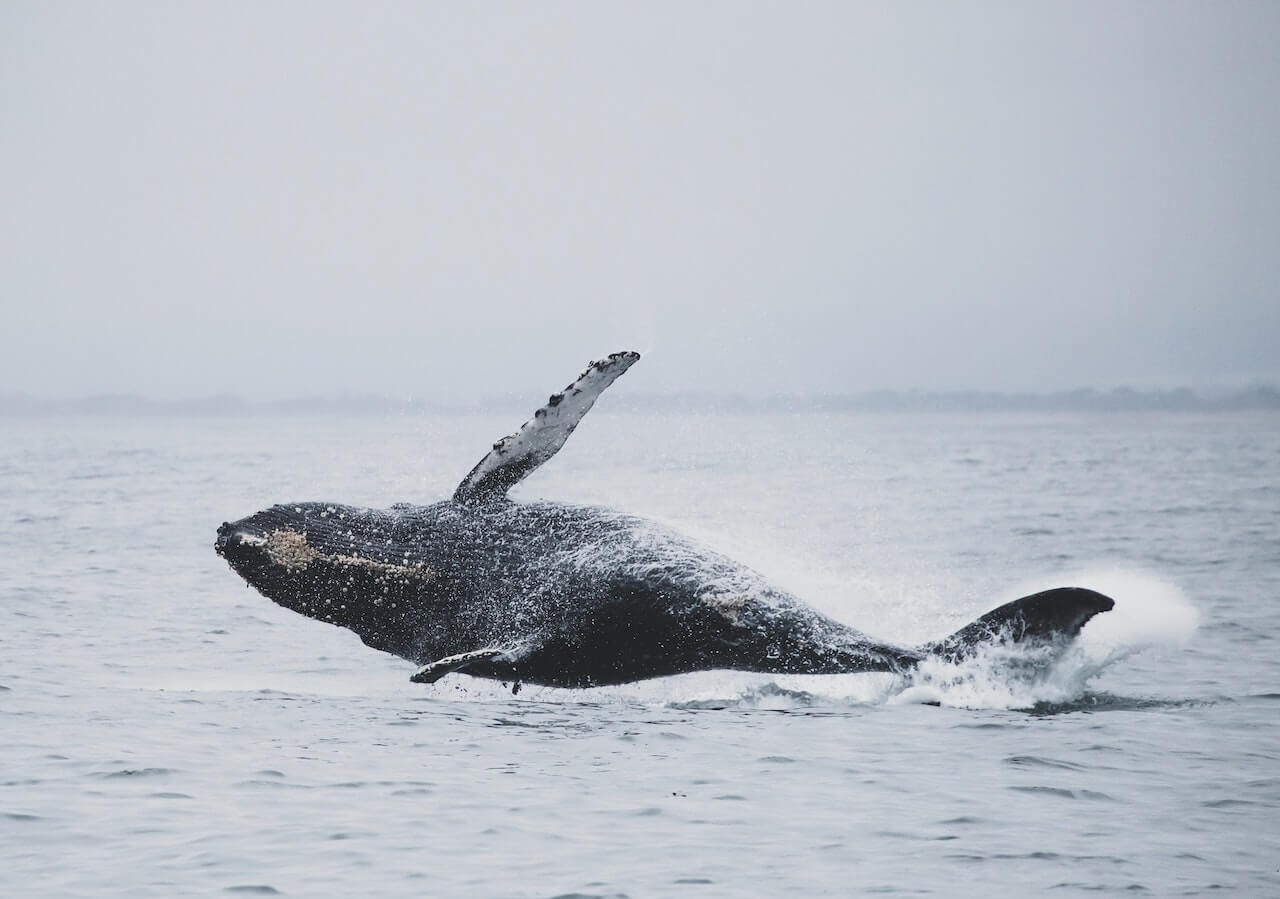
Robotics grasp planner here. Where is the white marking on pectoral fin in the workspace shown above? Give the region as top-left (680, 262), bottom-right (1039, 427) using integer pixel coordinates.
top-left (452, 351), bottom-right (641, 504)
top-left (410, 648), bottom-right (506, 684)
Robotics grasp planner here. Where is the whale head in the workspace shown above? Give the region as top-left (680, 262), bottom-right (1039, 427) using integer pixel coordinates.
top-left (215, 503), bottom-right (439, 658)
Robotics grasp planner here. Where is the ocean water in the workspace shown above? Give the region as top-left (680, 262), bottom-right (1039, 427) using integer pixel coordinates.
top-left (1, 410), bottom-right (1277, 896)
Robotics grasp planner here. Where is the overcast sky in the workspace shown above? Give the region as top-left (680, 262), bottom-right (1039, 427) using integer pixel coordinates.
top-left (3, 2), bottom-right (1277, 400)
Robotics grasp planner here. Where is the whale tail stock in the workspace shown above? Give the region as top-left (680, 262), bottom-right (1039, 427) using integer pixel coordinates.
top-left (917, 586), bottom-right (1115, 663)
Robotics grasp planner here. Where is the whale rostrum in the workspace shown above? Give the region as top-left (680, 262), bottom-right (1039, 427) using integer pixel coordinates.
top-left (215, 351), bottom-right (1114, 690)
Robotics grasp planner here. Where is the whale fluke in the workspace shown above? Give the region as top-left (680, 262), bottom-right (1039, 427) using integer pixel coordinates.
top-left (922, 587), bottom-right (1115, 662)
top-left (452, 351), bottom-right (641, 505)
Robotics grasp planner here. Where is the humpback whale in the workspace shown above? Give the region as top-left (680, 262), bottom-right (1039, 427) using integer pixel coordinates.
top-left (215, 351), bottom-right (1114, 690)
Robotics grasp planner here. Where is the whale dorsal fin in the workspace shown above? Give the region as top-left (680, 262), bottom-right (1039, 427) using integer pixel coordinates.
top-left (452, 351), bottom-right (641, 505)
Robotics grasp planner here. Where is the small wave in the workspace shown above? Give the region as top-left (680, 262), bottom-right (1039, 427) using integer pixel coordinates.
top-left (1027, 693), bottom-right (1215, 716)
top-left (1005, 755), bottom-right (1087, 771)
top-left (1201, 798), bottom-right (1263, 809)
top-left (668, 682), bottom-right (824, 711)
top-left (660, 672), bottom-right (906, 711)
top-left (234, 779), bottom-right (313, 790)
top-left (1008, 785), bottom-right (1116, 801)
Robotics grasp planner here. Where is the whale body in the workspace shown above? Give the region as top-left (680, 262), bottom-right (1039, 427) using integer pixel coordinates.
top-left (215, 352), bottom-right (1114, 689)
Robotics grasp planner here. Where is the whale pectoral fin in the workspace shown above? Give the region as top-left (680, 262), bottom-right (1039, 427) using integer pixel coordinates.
top-left (452, 351), bottom-right (641, 505)
top-left (410, 648), bottom-right (506, 684)
top-left (922, 587), bottom-right (1115, 663)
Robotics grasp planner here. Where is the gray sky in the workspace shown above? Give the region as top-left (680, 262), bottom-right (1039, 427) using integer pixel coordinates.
top-left (3, 2), bottom-right (1277, 400)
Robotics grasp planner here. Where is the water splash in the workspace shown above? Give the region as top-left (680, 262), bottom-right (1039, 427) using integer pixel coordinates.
top-left (893, 567), bottom-right (1198, 710)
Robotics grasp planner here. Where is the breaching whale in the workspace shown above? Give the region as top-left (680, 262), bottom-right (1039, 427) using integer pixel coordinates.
top-left (215, 351), bottom-right (1114, 690)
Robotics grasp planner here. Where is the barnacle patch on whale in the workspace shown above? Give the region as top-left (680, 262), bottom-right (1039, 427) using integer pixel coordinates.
top-left (265, 529), bottom-right (318, 570)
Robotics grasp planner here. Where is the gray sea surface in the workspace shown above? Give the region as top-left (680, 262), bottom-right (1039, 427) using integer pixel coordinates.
top-left (2, 411), bottom-right (1277, 896)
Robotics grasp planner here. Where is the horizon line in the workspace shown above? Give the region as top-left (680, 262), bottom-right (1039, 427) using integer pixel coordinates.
top-left (2, 384), bottom-right (1278, 416)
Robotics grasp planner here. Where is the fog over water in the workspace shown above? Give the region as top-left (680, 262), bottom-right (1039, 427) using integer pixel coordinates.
top-left (3, 2), bottom-right (1278, 400)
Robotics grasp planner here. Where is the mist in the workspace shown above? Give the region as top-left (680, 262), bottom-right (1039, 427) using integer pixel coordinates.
top-left (3, 2), bottom-right (1277, 402)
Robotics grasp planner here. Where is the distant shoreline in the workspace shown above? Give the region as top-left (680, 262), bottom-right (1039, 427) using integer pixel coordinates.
top-left (3, 386), bottom-right (1278, 417)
